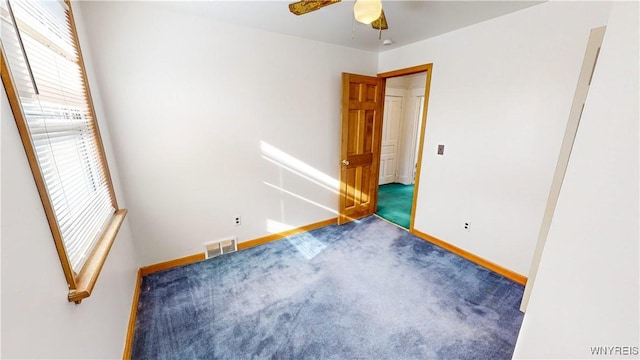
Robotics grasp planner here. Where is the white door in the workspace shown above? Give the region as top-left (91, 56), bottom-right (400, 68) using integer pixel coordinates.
top-left (379, 95), bottom-right (403, 184)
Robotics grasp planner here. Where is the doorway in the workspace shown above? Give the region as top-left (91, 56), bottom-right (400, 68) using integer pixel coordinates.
top-left (337, 64), bottom-right (432, 228)
top-left (376, 65), bottom-right (432, 231)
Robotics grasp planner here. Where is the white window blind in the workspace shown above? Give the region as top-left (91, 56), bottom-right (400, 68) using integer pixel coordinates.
top-left (1, 0), bottom-right (114, 273)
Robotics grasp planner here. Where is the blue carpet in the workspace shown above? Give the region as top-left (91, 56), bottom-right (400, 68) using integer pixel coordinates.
top-left (132, 216), bottom-right (524, 359)
top-left (377, 183), bottom-right (413, 229)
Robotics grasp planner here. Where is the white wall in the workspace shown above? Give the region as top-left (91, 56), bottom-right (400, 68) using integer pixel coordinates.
top-left (514, 2), bottom-right (639, 357)
top-left (77, 1), bottom-right (378, 265)
top-left (0, 4), bottom-right (140, 358)
top-left (378, 2), bottom-right (613, 275)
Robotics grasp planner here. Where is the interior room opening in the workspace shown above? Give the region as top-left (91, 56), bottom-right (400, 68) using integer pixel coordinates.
top-left (376, 72), bottom-right (427, 229)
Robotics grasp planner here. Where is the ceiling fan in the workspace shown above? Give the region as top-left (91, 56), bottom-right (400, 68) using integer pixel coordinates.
top-left (288, 0), bottom-right (389, 33)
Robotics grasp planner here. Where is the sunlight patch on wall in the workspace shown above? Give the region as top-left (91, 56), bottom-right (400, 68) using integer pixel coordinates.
top-left (261, 141), bottom-right (339, 194)
top-left (264, 182), bottom-right (338, 215)
top-left (266, 219), bottom-right (295, 234)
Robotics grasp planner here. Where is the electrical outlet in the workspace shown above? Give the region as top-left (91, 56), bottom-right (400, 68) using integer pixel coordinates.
top-left (234, 215), bottom-right (241, 226)
top-left (464, 222), bottom-right (470, 232)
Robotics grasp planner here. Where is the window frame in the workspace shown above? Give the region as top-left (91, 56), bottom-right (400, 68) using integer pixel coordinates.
top-left (0, 0), bottom-right (127, 304)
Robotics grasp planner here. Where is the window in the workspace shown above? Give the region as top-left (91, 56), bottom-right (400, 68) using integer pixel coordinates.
top-left (0, 0), bottom-right (127, 303)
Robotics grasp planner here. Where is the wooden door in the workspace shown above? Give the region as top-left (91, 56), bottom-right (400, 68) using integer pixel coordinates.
top-left (338, 73), bottom-right (385, 225)
top-left (379, 95), bottom-right (403, 185)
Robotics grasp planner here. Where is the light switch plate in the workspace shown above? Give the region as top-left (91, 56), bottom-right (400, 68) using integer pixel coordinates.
top-left (437, 144), bottom-right (445, 155)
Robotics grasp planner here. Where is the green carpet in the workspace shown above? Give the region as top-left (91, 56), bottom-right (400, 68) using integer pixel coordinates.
top-left (376, 183), bottom-right (414, 229)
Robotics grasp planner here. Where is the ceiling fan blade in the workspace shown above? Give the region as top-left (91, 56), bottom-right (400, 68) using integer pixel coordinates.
top-left (371, 9), bottom-right (388, 30)
top-left (289, 0), bottom-right (341, 16)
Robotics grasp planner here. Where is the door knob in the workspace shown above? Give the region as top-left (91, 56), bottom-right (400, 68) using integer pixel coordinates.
top-left (341, 159), bottom-right (350, 166)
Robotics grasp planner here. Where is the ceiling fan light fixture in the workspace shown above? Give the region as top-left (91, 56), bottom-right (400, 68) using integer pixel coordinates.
top-left (353, 0), bottom-right (382, 25)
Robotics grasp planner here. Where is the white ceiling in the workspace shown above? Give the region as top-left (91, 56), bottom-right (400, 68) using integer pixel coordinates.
top-left (147, 1), bottom-right (544, 52)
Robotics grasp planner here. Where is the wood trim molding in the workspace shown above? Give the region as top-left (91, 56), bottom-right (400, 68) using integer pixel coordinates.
top-left (138, 218), bottom-right (338, 276)
top-left (1, 50), bottom-right (78, 290)
top-left (409, 65), bottom-right (432, 232)
top-left (69, 209), bottom-right (128, 303)
top-left (2, 2), bottom-right (126, 303)
top-left (123, 218), bottom-right (524, 357)
top-left (125, 254), bottom-right (206, 358)
top-left (122, 269), bottom-right (142, 360)
top-left (238, 218), bottom-right (337, 250)
top-left (139, 253), bottom-right (205, 276)
top-left (378, 64), bottom-right (431, 79)
top-left (378, 65), bottom-right (524, 286)
top-left (125, 217), bottom-right (338, 355)
top-left (411, 228), bottom-right (527, 285)
top-left (374, 63), bottom-right (433, 232)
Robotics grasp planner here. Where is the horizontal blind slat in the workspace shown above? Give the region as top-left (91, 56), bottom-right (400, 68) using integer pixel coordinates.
top-left (1, 0), bottom-right (115, 274)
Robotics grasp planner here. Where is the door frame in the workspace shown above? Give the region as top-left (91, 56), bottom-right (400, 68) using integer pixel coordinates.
top-left (376, 64), bottom-right (433, 232)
